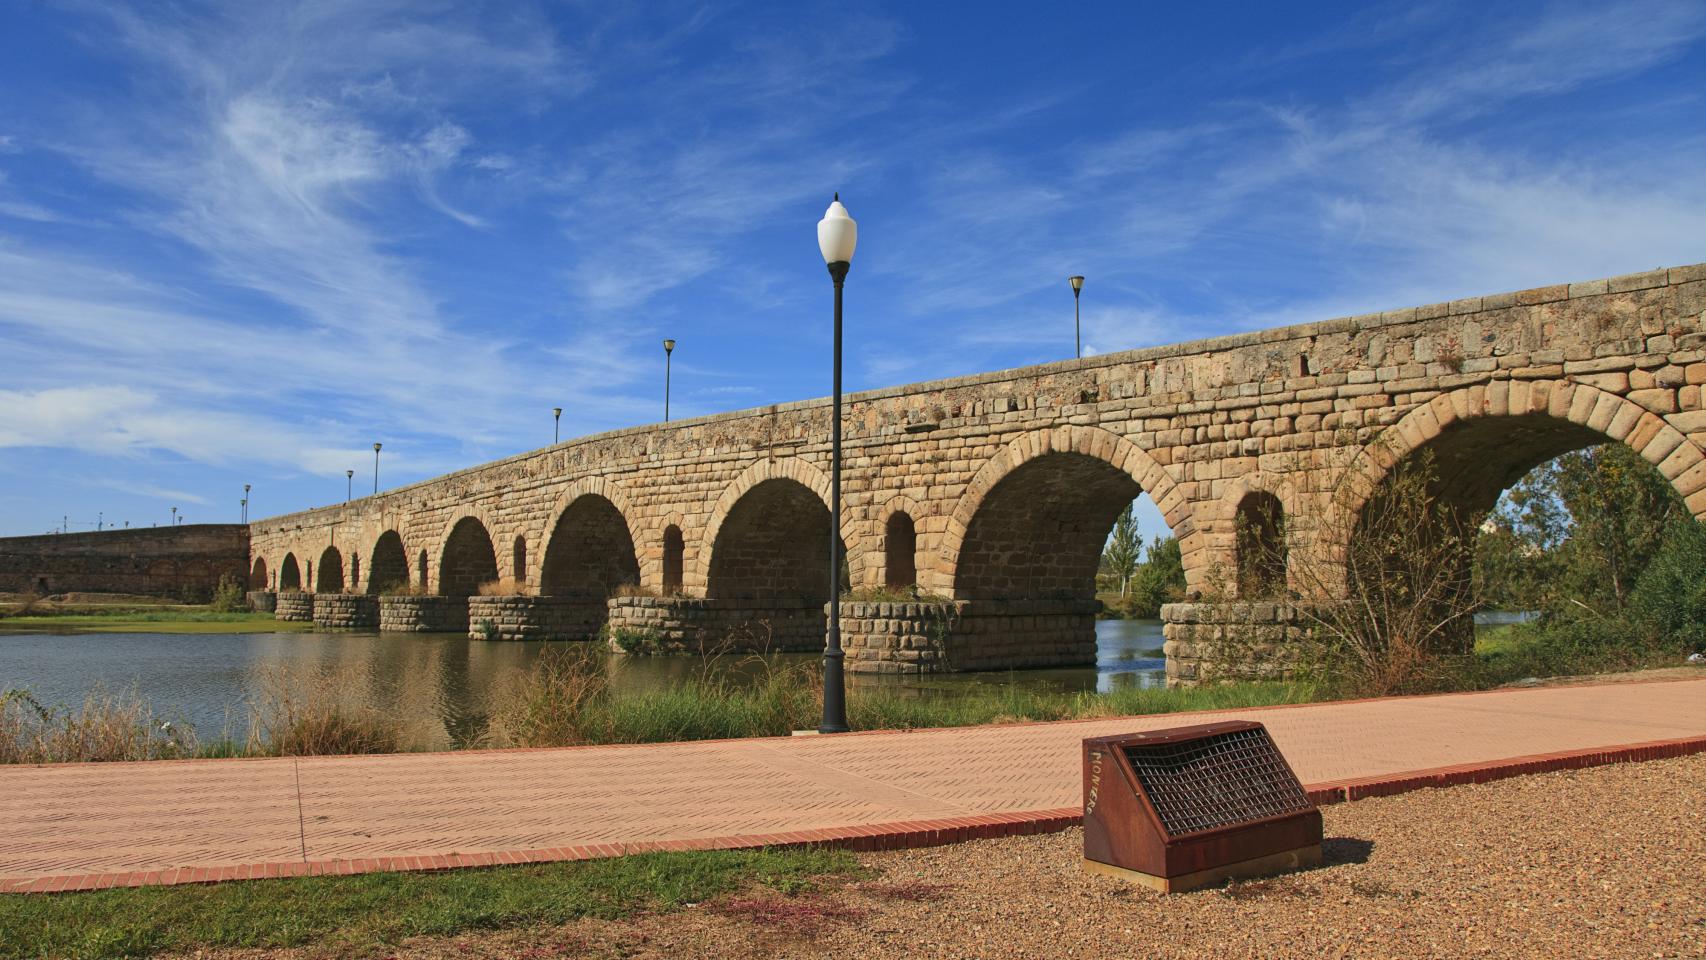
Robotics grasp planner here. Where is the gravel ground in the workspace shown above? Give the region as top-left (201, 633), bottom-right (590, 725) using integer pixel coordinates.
top-left (193, 753), bottom-right (1706, 960)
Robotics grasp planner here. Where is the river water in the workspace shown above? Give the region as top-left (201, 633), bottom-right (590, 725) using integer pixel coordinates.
top-left (0, 619), bottom-right (1168, 749)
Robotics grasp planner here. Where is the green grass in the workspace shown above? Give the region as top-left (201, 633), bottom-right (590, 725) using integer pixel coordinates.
top-left (0, 611), bottom-right (307, 634)
top-left (0, 847), bottom-right (860, 960)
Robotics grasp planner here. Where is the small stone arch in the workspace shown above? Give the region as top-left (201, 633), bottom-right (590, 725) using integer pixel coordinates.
top-left (875, 494), bottom-right (925, 591)
top-left (661, 519), bottom-right (686, 595)
top-left (936, 426), bottom-right (1193, 596)
top-left (280, 553), bottom-right (302, 591)
top-left (512, 534), bottom-right (528, 586)
top-left (250, 555), bottom-right (269, 590)
top-left (691, 457), bottom-right (865, 593)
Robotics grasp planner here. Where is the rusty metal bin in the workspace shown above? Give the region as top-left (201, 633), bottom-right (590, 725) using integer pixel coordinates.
top-left (1082, 720), bottom-right (1322, 892)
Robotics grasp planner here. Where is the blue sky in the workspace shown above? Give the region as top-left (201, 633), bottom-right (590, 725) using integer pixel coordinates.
top-left (0, 1), bottom-right (1702, 541)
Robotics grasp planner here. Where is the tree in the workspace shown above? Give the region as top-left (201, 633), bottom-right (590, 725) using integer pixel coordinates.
top-left (1127, 535), bottom-right (1185, 618)
top-left (1101, 503), bottom-right (1141, 597)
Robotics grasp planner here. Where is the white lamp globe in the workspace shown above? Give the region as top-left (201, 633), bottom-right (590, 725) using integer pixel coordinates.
top-left (817, 193), bottom-right (857, 265)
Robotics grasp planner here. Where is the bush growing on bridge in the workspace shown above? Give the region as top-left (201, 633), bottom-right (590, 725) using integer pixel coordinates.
top-left (208, 574), bottom-right (247, 613)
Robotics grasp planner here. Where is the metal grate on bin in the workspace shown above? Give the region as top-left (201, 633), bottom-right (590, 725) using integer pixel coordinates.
top-left (1123, 726), bottom-right (1312, 837)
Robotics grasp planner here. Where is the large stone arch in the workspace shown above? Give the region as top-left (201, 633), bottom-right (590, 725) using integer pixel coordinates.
top-left (436, 510), bottom-right (501, 598)
top-left (1332, 379), bottom-right (1706, 536)
top-left (279, 553), bottom-right (302, 591)
top-left (366, 530), bottom-right (409, 595)
top-left (316, 545), bottom-right (345, 593)
top-left (539, 483), bottom-right (642, 600)
top-left (250, 555), bottom-right (269, 590)
top-left (935, 425), bottom-right (1194, 597)
top-left (691, 457), bottom-right (865, 594)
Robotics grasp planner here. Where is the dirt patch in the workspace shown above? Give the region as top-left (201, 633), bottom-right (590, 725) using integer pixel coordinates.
top-left (174, 752), bottom-right (1706, 959)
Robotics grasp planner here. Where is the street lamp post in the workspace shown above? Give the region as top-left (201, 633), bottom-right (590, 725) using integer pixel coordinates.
top-left (816, 193), bottom-right (856, 734)
top-left (1069, 275), bottom-right (1085, 359)
top-left (170, 506), bottom-right (177, 526)
top-left (346, 470), bottom-right (354, 503)
top-left (554, 407), bottom-right (562, 444)
top-left (663, 339), bottom-right (676, 422)
top-left (373, 443), bottom-right (382, 495)
top-left (244, 484), bottom-right (251, 523)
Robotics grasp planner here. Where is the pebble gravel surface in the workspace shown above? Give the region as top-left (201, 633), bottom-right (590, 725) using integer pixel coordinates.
top-left (194, 753), bottom-right (1706, 959)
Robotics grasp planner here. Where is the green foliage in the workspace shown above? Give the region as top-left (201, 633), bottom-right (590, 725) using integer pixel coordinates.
top-left (1626, 518), bottom-right (1706, 647)
top-left (0, 847), bottom-right (859, 960)
top-left (1122, 536), bottom-right (1185, 618)
top-left (207, 575), bottom-right (247, 613)
top-left (1099, 503), bottom-right (1142, 597)
top-left (606, 626), bottom-right (661, 654)
top-left (1477, 444), bottom-right (1684, 616)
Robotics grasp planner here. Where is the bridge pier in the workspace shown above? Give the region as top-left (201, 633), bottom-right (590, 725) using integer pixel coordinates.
top-left (274, 591), bottom-right (314, 622)
top-left (605, 596), bottom-right (824, 653)
top-left (1161, 602), bottom-right (1310, 686)
top-left (377, 595), bottom-right (467, 633)
top-left (466, 595), bottom-right (608, 641)
top-left (313, 594), bottom-right (379, 630)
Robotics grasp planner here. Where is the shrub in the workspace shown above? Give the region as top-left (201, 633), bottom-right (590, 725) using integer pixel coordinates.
top-left (476, 577), bottom-right (532, 597)
top-left (607, 626), bottom-right (660, 654)
top-left (244, 666), bottom-right (403, 756)
top-left (0, 687), bottom-right (200, 763)
top-left (1628, 518), bottom-right (1706, 650)
top-left (208, 574), bottom-right (247, 613)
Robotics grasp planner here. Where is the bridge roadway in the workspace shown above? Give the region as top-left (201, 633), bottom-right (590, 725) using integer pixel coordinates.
top-left (1, 676), bottom-right (1703, 892)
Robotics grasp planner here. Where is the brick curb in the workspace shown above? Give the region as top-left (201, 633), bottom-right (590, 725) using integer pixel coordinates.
top-left (4, 732), bottom-right (1703, 895)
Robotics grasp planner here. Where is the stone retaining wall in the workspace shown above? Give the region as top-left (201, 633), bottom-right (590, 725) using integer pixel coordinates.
top-left (1161, 602), bottom-right (1312, 685)
top-left (246, 590), bottom-right (277, 613)
top-left (378, 595), bottom-right (467, 633)
top-left (840, 600), bottom-right (960, 674)
top-left (313, 593), bottom-right (379, 630)
top-left (605, 597), bottom-right (824, 654)
top-left (275, 591), bottom-right (314, 622)
top-left (465, 595), bottom-right (606, 641)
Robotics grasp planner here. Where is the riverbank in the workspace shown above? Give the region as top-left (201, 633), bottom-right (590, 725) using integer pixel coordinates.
top-left (0, 612), bottom-right (311, 634)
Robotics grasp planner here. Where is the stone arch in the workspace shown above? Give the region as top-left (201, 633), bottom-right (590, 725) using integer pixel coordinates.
top-left (280, 553), bottom-right (302, 591)
top-left (437, 513), bottom-right (500, 598)
top-left (367, 531), bottom-right (409, 595)
top-left (692, 457), bottom-right (865, 593)
top-left (937, 426), bottom-right (1193, 597)
top-left (512, 534), bottom-right (528, 586)
top-left (416, 549), bottom-right (429, 590)
top-left (316, 545), bottom-right (345, 593)
top-left (699, 467), bottom-right (853, 600)
top-left (539, 492), bottom-right (641, 599)
top-left (877, 494), bottom-right (924, 591)
top-left (662, 522), bottom-right (685, 594)
top-left (250, 555), bottom-right (269, 590)
top-left (1234, 491), bottom-right (1286, 598)
top-left (1332, 380), bottom-right (1706, 535)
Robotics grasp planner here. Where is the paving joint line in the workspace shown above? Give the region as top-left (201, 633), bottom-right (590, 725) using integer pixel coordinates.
top-left (292, 758), bottom-right (307, 862)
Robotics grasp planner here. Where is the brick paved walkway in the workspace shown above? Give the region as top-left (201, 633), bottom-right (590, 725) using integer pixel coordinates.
top-left (3, 678), bottom-right (1703, 893)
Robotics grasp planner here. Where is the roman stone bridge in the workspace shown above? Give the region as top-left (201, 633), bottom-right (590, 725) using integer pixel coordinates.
top-left (248, 262), bottom-right (1706, 683)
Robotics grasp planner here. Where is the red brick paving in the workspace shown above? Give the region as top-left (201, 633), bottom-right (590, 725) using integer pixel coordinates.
top-left (2, 678), bottom-right (1702, 893)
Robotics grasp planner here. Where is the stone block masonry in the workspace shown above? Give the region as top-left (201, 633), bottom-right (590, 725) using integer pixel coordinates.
top-left (274, 592), bottom-right (314, 622)
top-left (0, 525), bottom-right (249, 601)
top-left (466, 595), bottom-right (606, 641)
top-left (378, 595), bottom-right (467, 633)
top-left (313, 594), bottom-right (379, 630)
top-left (605, 597), bottom-right (823, 653)
top-left (246, 262), bottom-right (1706, 684)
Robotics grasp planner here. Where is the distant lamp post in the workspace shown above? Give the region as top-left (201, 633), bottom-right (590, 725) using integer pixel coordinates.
top-left (663, 339), bottom-right (676, 422)
top-left (373, 443), bottom-right (382, 495)
top-left (554, 407), bottom-right (563, 444)
top-left (1069, 275), bottom-right (1085, 359)
top-left (97, 512), bottom-right (103, 531)
top-left (346, 470), bottom-right (354, 503)
top-left (171, 506), bottom-right (177, 526)
top-left (244, 484), bottom-right (251, 523)
top-left (816, 192), bottom-right (856, 734)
